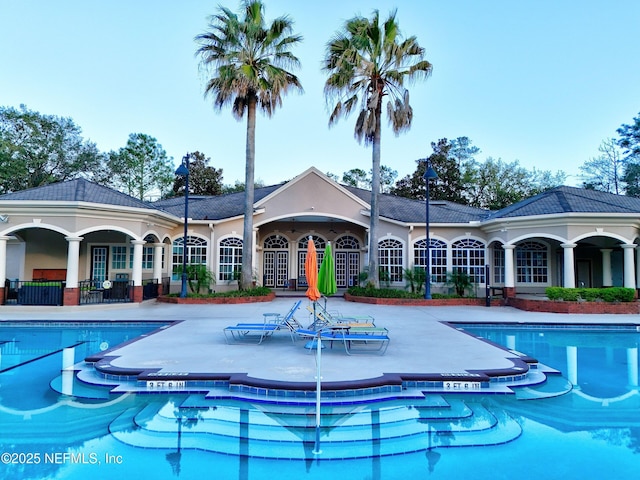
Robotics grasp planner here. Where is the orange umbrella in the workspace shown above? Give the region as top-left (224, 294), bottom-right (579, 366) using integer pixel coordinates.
top-left (305, 236), bottom-right (321, 302)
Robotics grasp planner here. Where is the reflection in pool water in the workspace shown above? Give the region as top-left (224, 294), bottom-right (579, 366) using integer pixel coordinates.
top-left (0, 322), bottom-right (639, 479)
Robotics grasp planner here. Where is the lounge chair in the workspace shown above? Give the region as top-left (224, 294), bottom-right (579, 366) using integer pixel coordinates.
top-left (223, 323), bottom-right (278, 344)
top-left (295, 327), bottom-right (390, 355)
top-left (223, 300), bottom-right (303, 344)
top-left (306, 303), bottom-right (375, 330)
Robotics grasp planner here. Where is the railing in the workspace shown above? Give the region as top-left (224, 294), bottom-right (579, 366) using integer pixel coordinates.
top-left (79, 279), bottom-right (133, 305)
top-left (4, 280), bottom-right (65, 306)
top-left (161, 276), bottom-right (171, 295)
top-left (143, 279), bottom-right (159, 300)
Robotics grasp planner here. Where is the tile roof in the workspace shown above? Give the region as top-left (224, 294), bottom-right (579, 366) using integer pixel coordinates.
top-left (152, 184), bottom-right (283, 220)
top-left (5, 176), bottom-right (638, 226)
top-left (0, 178), bottom-right (156, 210)
top-left (344, 186), bottom-right (489, 223)
top-left (489, 186), bottom-right (640, 219)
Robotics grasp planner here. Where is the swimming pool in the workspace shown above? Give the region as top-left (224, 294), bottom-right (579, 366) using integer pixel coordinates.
top-left (0, 322), bottom-right (638, 479)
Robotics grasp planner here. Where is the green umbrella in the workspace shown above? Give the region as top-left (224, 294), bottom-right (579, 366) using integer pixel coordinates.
top-left (318, 242), bottom-right (337, 296)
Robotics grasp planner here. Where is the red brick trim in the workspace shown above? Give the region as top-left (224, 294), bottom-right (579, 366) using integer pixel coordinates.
top-left (63, 287), bottom-right (79, 306)
top-left (131, 285), bottom-right (143, 303)
top-left (344, 293), bottom-right (504, 306)
top-left (507, 297), bottom-right (640, 314)
top-left (504, 287), bottom-right (517, 298)
top-left (157, 292), bottom-right (276, 304)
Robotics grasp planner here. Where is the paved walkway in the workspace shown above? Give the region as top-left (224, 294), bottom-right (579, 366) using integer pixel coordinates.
top-left (2, 298), bottom-right (639, 389)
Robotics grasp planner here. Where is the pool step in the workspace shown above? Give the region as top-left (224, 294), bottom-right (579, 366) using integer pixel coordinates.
top-left (108, 394), bottom-right (522, 460)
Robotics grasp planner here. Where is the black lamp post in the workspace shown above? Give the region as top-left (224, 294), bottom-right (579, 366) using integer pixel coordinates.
top-left (175, 154), bottom-right (190, 298)
top-left (423, 161), bottom-right (438, 299)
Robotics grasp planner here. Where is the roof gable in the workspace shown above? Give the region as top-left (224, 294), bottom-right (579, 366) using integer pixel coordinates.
top-left (255, 167), bottom-right (369, 210)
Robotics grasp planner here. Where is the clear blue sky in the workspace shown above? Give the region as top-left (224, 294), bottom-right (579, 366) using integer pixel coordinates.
top-left (1, 0), bottom-right (639, 187)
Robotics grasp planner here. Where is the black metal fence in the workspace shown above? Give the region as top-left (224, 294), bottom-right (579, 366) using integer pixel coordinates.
top-left (4, 280), bottom-right (65, 306)
top-left (79, 279), bottom-right (133, 305)
top-left (4, 277), bottom-right (171, 306)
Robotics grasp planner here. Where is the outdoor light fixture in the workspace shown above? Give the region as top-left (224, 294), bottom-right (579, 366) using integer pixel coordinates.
top-left (423, 161), bottom-right (438, 299)
top-left (175, 154), bottom-right (191, 298)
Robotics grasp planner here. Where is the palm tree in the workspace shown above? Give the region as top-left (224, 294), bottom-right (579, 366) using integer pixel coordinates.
top-left (323, 10), bottom-right (432, 287)
top-left (195, 0), bottom-right (303, 289)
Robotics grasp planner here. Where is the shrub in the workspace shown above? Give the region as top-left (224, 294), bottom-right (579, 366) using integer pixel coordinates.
top-left (445, 270), bottom-right (474, 297)
top-left (577, 288), bottom-right (599, 301)
top-left (545, 287), bottom-right (635, 302)
top-left (347, 286), bottom-right (463, 299)
top-left (403, 266), bottom-right (426, 294)
top-left (167, 286), bottom-right (272, 298)
top-left (545, 287), bottom-right (563, 300)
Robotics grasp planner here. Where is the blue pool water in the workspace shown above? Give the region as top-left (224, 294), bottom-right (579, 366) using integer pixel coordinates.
top-left (0, 322), bottom-right (639, 479)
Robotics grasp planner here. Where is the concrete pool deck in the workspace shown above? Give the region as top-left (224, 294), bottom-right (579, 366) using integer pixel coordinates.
top-left (2, 297), bottom-right (639, 391)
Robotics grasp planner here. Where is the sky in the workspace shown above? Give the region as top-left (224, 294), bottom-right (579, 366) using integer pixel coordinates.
top-left (1, 0), bottom-right (639, 188)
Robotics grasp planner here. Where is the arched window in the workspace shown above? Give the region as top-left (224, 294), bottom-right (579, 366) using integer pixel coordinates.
top-left (298, 235), bottom-right (326, 281)
top-left (452, 238), bottom-right (486, 283)
top-left (378, 238), bottom-right (404, 283)
top-left (219, 237), bottom-right (243, 281)
top-left (172, 236), bottom-right (207, 280)
top-left (335, 235), bottom-right (361, 287)
top-left (263, 235), bottom-right (289, 288)
top-left (414, 238), bottom-right (447, 283)
top-left (264, 234), bottom-right (289, 249)
top-left (516, 241), bottom-right (548, 284)
top-left (335, 235), bottom-right (360, 250)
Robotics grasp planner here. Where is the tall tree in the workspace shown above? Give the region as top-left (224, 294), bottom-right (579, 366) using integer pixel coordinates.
top-left (393, 138), bottom-right (566, 209)
top-left (323, 9), bottom-right (432, 287)
top-left (617, 112), bottom-right (640, 163)
top-left (466, 158), bottom-right (565, 210)
top-left (579, 138), bottom-right (625, 194)
top-left (391, 139), bottom-right (466, 202)
top-left (341, 168), bottom-right (369, 189)
top-left (0, 104), bottom-right (101, 193)
top-left (170, 151), bottom-right (223, 197)
top-left (195, 0), bottom-right (303, 289)
top-left (101, 133), bottom-right (174, 200)
top-left (623, 164), bottom-right (640, 197)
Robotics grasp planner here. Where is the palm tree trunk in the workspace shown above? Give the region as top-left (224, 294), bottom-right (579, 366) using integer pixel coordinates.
top-left (241, 96), bottom-right (257, 290)
top-left (368, 101), bottom-right (382, 288)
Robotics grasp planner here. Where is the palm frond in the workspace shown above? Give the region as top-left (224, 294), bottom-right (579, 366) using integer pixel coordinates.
top-left (195, 0), bottom-right (302, 116)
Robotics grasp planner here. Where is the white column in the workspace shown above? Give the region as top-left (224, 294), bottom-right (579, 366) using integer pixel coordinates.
top-left (561, 243), bottom-right (577, 288)
top-left (153, 243), bottom-right (164, 282)
top-left (621, 244), bottom-right (636, 289)
top-left (64, 236), bottom-right (83, 288)
top-left (0, 235), bottom-right (10, 286)
top-left (131, 240), bottom-right (145, 287)
top-left (600, 249), bottom-right (613, 287)
top-left (503, 244), bottom-right (516, 288)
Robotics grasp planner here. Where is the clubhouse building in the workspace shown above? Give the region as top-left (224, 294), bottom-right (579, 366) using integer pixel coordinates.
top-left (1, 167), bottom-right (639, 306)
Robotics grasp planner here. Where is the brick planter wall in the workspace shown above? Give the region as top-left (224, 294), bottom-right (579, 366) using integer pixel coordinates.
top-left (157, 292), bottom-right (276, 304)
top-left (344, 293), bottom-right (504, 307)
top-left (345, 293), bottom-right (639, 313)
top-left (507, 297), bottom-right (640, 314)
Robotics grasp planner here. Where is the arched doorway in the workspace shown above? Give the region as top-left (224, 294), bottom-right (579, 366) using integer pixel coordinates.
top-left (263, 234), bottom-right (289, 288)
top-left (335, 235), bottom-right (361, 287)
